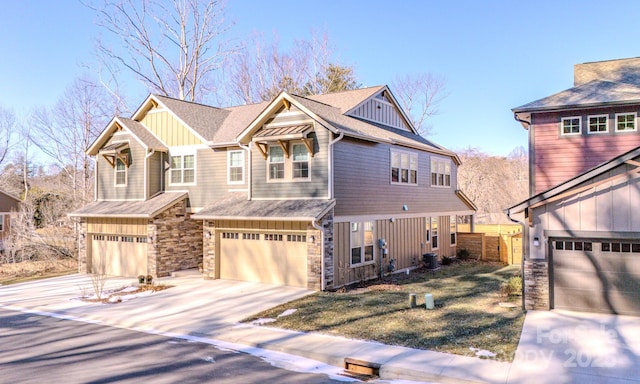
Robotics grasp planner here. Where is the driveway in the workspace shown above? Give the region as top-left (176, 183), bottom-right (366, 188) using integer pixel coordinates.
top-left (0, 273), bottom-right (314, 335)
top-left (508, 310), bottom-right (640, 384)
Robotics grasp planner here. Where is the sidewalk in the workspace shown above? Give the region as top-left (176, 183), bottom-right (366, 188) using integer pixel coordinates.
top-left (0, 274), bottom-right (511, 384)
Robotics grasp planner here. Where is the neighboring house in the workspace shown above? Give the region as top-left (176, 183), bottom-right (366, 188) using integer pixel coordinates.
top-left (507, 57), bottom-right (640, 316)
top-left (70, 86), bottom-right (476, 290)
top-left (0, 190), bottom-right (21, 250)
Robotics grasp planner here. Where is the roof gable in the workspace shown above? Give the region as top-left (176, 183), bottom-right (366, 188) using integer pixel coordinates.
top-left (87, 117), bottom-right (167, 156)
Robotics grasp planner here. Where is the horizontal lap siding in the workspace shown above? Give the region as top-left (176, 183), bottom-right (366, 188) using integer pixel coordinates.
top-left (97, 134), bottom-right (145, 201)
top-left (333, 138), bottom-right (468, 216)
top-left (533, 109), bottom-right (640, 193)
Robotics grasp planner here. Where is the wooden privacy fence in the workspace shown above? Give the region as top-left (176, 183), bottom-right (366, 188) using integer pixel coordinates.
top-left (457, 225), bottom-right (522, 265)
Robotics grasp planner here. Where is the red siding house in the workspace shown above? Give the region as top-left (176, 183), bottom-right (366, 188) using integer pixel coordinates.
top-left (507, 58), bottom-right (640, 316)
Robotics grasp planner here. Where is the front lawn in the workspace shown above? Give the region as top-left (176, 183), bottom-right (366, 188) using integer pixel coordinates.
top-left (246, 262), bottom-right (525, 361)
top-left (0, 259), bottom-right (77, 286)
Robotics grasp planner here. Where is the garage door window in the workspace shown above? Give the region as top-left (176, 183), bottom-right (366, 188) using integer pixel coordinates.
top-left (554, 240), bottom-right (592, 251)
top-left (242, 233), bottom-right (259, 240)
top-left (265, 234), bottom-right (283, 241)
top-left (601, 242), bottom-right (640, 253)
top-left (222, 232), bottom-right (239, 239)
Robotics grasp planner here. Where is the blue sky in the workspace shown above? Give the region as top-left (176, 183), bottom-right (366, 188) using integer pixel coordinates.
top-left (2, 0), bottom-right (640, 156)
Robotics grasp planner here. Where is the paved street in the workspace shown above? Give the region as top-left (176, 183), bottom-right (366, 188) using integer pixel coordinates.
top-left (0, 309), bottom-right (346, 384)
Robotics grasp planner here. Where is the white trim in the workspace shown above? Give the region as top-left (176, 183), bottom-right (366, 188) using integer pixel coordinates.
top-left (587, 114), bottom-right (609, 134)
top-left (390, 148), bottom-right (419, 185)
top-left (430, 156), bottom-right (452, 188)
top-left (114, 155), bottom-right (128, 187)
top-left (334, 210), bottom-right (475, 223)
top-left (430, 216), bottom-right (439, 251)
top-left (560, 116), bottom-right (582, 136)
top-left (227, 149), bottom-right (245, 184)
top-left (248, 196), bottom-right (329, 201)
top-left (349, 220), bottom-right (375, 267)
top-left (168, 152), bottom-right (197, 186)
top-left (615, 112), bottom-right (637, 132)
top-left (450, 215), bottom-right (457, 246)
top-left (266, 141), bottom-right (312, 183)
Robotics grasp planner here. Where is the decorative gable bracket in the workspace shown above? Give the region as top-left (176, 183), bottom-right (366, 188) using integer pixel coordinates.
top-left (99, 142), bottom-right (131, 168)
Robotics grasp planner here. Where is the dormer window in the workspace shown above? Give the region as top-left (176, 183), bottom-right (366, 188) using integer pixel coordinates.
top-left (115, 157), bottom-right (127, 186)
top-left (268, 146), bottom-right (285, 180)
top-left (292, 143), bottom-right (309, 179)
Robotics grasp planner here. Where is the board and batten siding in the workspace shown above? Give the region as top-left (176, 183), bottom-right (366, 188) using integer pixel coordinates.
top-left (333, 138), bottom-right (467, 217)
top-left (213, 219), bottom-right (308, 232)
top-left (87, 217), bottom-right (148, 235)
top-left (140, 110), bottom-right (202, 146)
top-left (349, 97), bottom-right (410, 131)
top-left (332, 216), bottom-right (455, 288)
top-left (251, 122), bottom-right (329, 199)
top-left (96, 133), bottom-right (145, 201)
top-left (532, 108), bottom-right (640, 194)
top-left (165, 147), bottom-right (246, 210)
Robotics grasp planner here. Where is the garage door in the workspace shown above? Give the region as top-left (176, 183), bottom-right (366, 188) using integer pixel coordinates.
top-left (552, 239), bottom-right (640, 316)
top-left (91, 234), bottom-right (148, 277)
top-left (220, 231), bottom-right (308, 288)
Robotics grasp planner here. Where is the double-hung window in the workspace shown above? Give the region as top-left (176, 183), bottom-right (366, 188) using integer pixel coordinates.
top-left (350, 221), bottom-right (374, 266)
top-left (292, 143), bottom-right (309, 179)
top-left (430, 158), bottom-right (451, 187)
top-left (431, 217), bottom-right (439, 250)
top-left (115, 157), bottom-right (127, 186)
top-left (170, 154), bottom-right (195, 185)
top-left (228, 150), bottom-right (245, 184)
top-left (561, 117), bottom-right (581, 135)
top-left (450, 216), bottom-right (457, 246)
top-left (616, 113), bottom-right (636, 132)
top-left (588, 115), bottom-right (608, 134)
top-left (268, 146), bottom-right (285, 180)
top-left (391, 150), bottom-right (418, 184)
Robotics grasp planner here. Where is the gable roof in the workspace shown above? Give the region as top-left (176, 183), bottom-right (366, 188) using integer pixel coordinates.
top-left (87, 116), bottom-right (169, 156)
top-left (513, 80), bottom-right (640, 113)
top-left (0, 189), bottom-right (22, 203)
top-left (153, 95), bottom-right (231, 142)
top-left (507, 145), bottom-right (640, 214)
top-left (306, 86), bottom-right (384, 113)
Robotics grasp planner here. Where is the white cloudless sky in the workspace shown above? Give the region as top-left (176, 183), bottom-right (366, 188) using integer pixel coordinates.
top-left (2, 0), bottom-right (640, 157)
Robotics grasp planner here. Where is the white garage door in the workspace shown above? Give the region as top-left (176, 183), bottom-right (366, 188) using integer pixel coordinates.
top-left (220, 232), bottom-right (308, 288)
top-left (91, 234), bottom-right (148, 277)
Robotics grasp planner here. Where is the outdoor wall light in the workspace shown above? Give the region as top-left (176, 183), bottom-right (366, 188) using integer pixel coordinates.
top-left (204, 230), bottom-right (211, 239)
top-left (390, 217), bottom-right (396, 223)
top-left (533, 237), bottom-right (540, 247)
top-left (402, 205), bottom-right (408, 211)
top-left (309, 235), bottom-right (315, 242)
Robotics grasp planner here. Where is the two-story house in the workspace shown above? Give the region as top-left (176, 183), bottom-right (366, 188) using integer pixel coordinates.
top-left (71, 86), bottom-right (476, 290)
top-left (507, 58), bottom-right (640, 316)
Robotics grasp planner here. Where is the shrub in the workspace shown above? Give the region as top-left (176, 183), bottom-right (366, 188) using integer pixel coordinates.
top-left (441, 255), bottom-right (455, 265)
top-left (138, 275), bottom-right (146, 284)
top-left (145, 275), bottom-right (153, 284)
top-left (500, 276), bottom-right (523, 298)
top-left (456, 248), bottom-right (472, 260)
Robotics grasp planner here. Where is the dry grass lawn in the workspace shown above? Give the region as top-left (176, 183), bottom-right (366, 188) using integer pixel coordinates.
top-left (246, 262), bottom-right (525, 362)
top-left (0, 259), bottom-right (77, 285)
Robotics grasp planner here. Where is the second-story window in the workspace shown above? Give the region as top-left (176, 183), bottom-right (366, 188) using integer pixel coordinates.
top-left (588, 115), bottom-right (608, 133)
top-left (431, 158), bottom-right (451, 187)
top-left (391, 150), bottom-right (418, 185)
top-left (292, 143), bottom-right (309, 179)
top-left (561, 117), bottom-right (581, 135)
top-left (616, 113), bottom-right (636, 132)
top-left (268, 146), bottom-right (285, 180)
top-left (115, 158), bottom-right (127, 186)
top-left (228, 150), bottom-right (244, 184)
top-left (170, 154), bottom-right (195, 185)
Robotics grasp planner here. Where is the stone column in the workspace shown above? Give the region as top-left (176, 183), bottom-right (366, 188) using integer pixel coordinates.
top-left (77, 219), bottom-right (89, 273)
top-left (524, 260), bottom-right (550, 310)
top-left (202, 220), bottom-right (217, 280)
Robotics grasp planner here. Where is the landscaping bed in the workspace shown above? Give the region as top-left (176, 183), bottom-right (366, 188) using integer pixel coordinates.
top-left (245, 261), bottom-right (525, 362)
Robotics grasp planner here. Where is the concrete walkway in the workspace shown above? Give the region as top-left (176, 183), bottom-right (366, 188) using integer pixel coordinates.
top-left (4, 274), bottom-right (638, 383)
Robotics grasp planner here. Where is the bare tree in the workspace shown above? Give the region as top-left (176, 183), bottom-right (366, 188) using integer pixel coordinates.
top-left (0, 105), bottom-right (15, 167)
top-left (225, 31), bottom-right (359, 104)
top-left (392, 73), bottom-right (448, 136)
top-left (86, 0), bottom-right (235, 102)
top-left (30, 76), bottom-right (112, 206)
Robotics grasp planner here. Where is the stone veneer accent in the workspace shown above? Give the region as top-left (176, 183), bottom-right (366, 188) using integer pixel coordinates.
top-left (148, 198), bottom-right (203, 277)
top-left (202, 220), bottom-right (216, 280)
top-left (306, 209), bottom-right (334, 291)
top-left (524, 260), bottom-right (550, 310)
top-left (77, 219), bottom-right (89, 273)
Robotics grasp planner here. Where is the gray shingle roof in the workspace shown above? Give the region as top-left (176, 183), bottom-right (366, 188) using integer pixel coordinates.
top-left (192, 193), bottom-right (335, 221)
top-left (119, 118), bottom-right (168, 151)
top-left (306, 86), bottom-right (384, 113)
top-left (154, 95), bottom-right (231, 141)
top-left (69, 192), bottom-right (187, 218)
top-left (211, 101), bottom-right (270, 144)
top-left (513, 80), bottom-right (640, 113)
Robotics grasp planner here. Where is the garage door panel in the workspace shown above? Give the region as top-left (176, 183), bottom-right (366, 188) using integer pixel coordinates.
top-left (91, 235), bottom-right (147, 277)
top-left (553, 238), bottom-right (640, 316)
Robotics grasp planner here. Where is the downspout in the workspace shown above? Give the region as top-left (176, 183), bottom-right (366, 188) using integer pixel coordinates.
top-left (328, 131), bottom-right (344, 199)
top-left (506, 207), bottom-right (527, 311)
top-left (311, 219), bottom-right (325, 291)
top-left (239, 143), bottom-right (252, 200)
top-left (144, 149), bottom-right (156, 199)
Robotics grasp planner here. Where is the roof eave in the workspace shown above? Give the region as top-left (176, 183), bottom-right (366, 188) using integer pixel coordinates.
top-left (512, 98), bottom-right (640, 114)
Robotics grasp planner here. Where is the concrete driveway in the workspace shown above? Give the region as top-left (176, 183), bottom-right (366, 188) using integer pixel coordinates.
top-left (507, 310), bottom-right (640, 384)
top-left (0, 273), bottom-right (314, 336)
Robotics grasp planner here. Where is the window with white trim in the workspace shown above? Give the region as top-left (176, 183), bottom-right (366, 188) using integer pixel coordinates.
top-left (561, 117), bottom-right (581, 135)
top-left (450, 216), bottom-right (457, 246)
top-left (170, 154), bottom-right (195, 185)
top-left (268, 145), bottom-right (285, 180)
top-left (588, 115), bottom-right (608, 133)
top-left (228, 150), bottom-right (244, 184)
top-left (616, 113), bottom-right (636, 132)
top-left (391, 150), bottom-right (418, 184)
top-left (425, 216), bottom-right (430, 243)
top-left (292, 143), bottom-right (309, 179)
top-left (431, 217), bottom-right (439, 250)
top-left (350, 221), bottom-right (374, 266)
top-left (430, 158), bottom-right (451, 187)
top-left (115, 157), bottom-right (127, 186)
